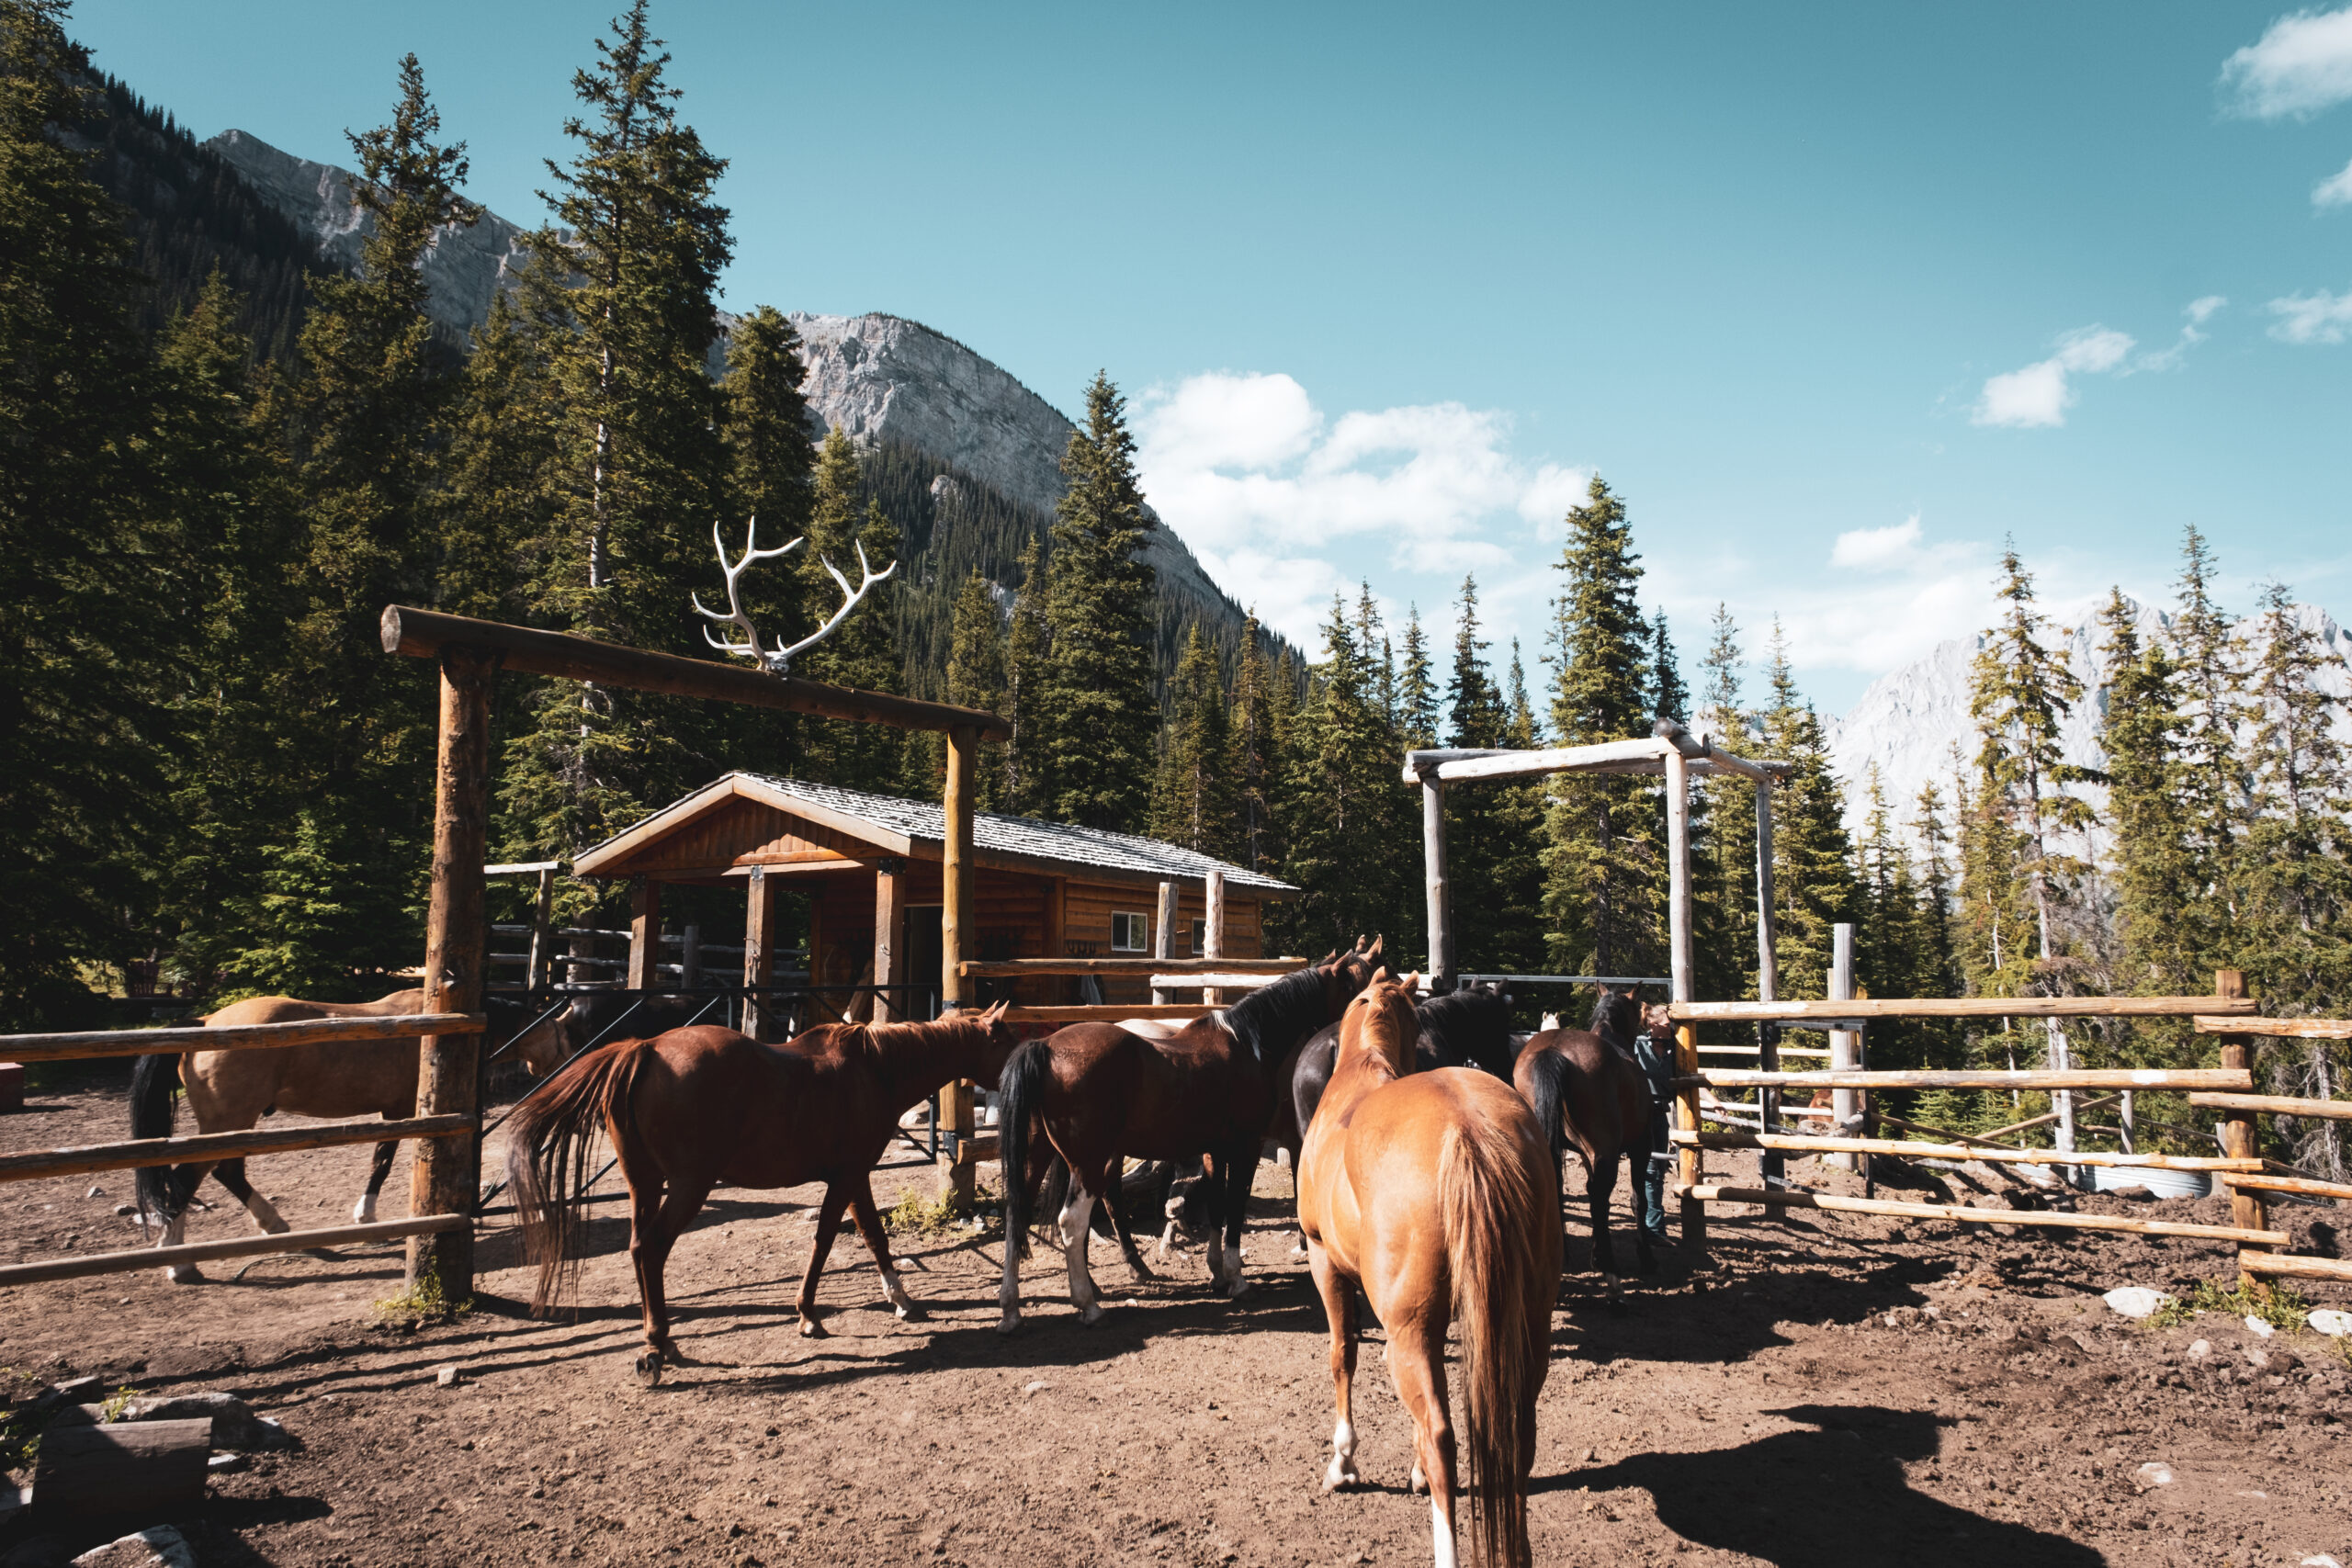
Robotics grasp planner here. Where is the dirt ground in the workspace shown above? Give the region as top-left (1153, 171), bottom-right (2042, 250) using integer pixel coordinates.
top-left (5, 1059), bottom-right (2352, 1568)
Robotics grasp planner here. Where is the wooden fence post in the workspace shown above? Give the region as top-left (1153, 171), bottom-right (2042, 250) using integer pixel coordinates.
top-left (939, 727), bottom-right (977, 1205)
top-left (525, 865), bottom-right (555, 993)
top-left (1202, 871), bottom-right (1226, 1006)
top-left (1754, 778), bottom-right (1781, 1185)
top-left (407, 646), bottom-right (494, 1301)
top-left (2216, 968), bottom-right (2267, 1289)
top-left (873, 858), bottom-right (904, 1023)
top-left (1150, 881), bottom-right (1178, 1005)
top-left (1422, 775), bottom-right (1453, 993)
top-left (627, 877), bottom-right (662, 990)
top-left (1828, 924), bottom-right (1859, 1172)
top-left (1666, 746), bottom-right (1703, 1247)
top-left (741, 867), bottom-right (775, 1041)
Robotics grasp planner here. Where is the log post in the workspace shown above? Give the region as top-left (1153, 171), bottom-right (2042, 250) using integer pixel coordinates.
top-left (1422, 775), bottom-right (1453, 993)
top-left (407, 646), bottom-right (494, 1301)
top-left (2217, 968), bottom-right (2267, 1289)
top-left (939, 726), bottom-right (977, 1205)
top-left (1665, 746), bottom-right (1703, 1247)
top-left (1150, 880), bottom-right (1178, 1005)
top-left (1827, 924), bottom-right (1859, 1173)
top-left (525, 864), bottom-right (555, 993)
top-left (873, 857), bottom-right (905, 1024)
top-left (681, 923), bottom-right (703, 991)
top-left (1755, 779), bottom-right (1781, 1185)
top-left (627, 877), bottom-right (662, 991)
top-left (1202, 870), bottom-right (1227, 1006)
top-left (741, 867), bottom-right (775, 1041)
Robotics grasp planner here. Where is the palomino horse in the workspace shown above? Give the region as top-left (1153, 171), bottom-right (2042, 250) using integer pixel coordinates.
top-left (130, 989), bottom-right (571, 1282)
top-left (1299, 972), bottom-right (1557, 1568)
top-left (508, 1003), bottom-right (1018, 1382)
top-left (994, 941), bottom-right (1379, 1332)
top-left (1512, 987), bottom-right (1659, 1284)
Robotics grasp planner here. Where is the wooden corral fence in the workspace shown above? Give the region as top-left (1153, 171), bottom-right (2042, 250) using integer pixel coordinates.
top-left (0, 1013), bottom-right (482, 1287)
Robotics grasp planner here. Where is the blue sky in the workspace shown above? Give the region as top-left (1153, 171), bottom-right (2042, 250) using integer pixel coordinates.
top-left (72, 1), bottom-right (2352, 714)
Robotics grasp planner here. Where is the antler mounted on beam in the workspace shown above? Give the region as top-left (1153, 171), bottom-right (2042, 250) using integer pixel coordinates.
top-left (691, 517), bottom-right (896, 676)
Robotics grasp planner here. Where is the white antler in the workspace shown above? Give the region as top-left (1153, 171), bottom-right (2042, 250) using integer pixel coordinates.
top-left (693, 517), bottom-right (803, 671)
top-left (775, 539), bottom-right (896, 670)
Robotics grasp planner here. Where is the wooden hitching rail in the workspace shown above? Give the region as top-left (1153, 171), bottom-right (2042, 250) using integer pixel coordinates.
top-left (1670, 996), bottom-right (2256, 1023)
top-left (0, 1013), bottom-right (486, 1065)
top-left (0, 1115), bottom-right (472, 1184)
top-left (0, 1214), bottom-right (469, 1289)
top-left (1675, 1185), bottom-right (2287, 1246)
top-left (1679, 1067), bottom-right (2252, 1091)
top-left (1671, 1128), bottom-right (2259, 1172)
top-left (2189, 1090), bottom-right (2352, 1122)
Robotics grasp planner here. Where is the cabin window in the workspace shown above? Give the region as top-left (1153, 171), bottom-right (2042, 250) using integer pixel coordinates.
top-left (1189, 919), bottom-right (1206, 956)
top-left (1111, 911), bottom-right (1149, 953)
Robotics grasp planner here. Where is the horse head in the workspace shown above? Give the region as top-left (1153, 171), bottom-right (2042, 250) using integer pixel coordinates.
top-left (1589, 986), bottom-right (1645, 1053)
top-left (511, 1002), bottom-right (577, 1077)
top-left (971, 998), bottom-right (1020, 1077)
top-left (1339, 968), bottom-right (1419, 1079)
top-left (1322, 935), bottom-right (1383, 1013)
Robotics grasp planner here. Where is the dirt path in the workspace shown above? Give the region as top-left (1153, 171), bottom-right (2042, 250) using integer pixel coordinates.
top-left (4, 1066), bottom-right (2349, 1566)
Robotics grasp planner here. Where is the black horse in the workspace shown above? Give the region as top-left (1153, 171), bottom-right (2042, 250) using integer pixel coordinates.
top-left (1512, 987), bottom-right (1660, 1282)
top-left (1285, 980), bottom-right (1519, 1144)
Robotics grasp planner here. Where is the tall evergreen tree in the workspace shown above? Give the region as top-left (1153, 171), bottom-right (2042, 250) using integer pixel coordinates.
top-left (1150, 623), bottom-right (1236, 856)
top-left (1274, 594), bottom-right (1412, 958)
top-left (1758, 621), bottom-right (1859, 996)
top-left (1540, 477), bottom-right (1663, 977)
top-left (1040, 372), bottom-right (1158, 831)
top-left (1445, 578), bottom-right (1543, 974)
top-left (1695, 604), bottom-right (1758, 1002)
top-left (792, 428), bottom-right (906, 793)
top-left (1001, 536), bottom-right (1049, 815)
top-left (502, 0), bottom-right (732, 858)
top-left (1396, 606), bottom-right (1439, 750)
top-left (2171, 527), bottom-right (2247, 931)
top-left (1505, 639), bottom-right (1538, 748)
top-left (2098, 590), bottom-right (2204, 999)
top-left (1228, 615), bottom-right (1278, 874)
top-left (942, 569), bottom-right (1006, 810)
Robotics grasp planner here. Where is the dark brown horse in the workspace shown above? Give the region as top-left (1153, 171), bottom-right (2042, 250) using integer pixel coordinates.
top-left (993, 941), bottom-right (1379, 1332)
top-left (1511, 987), bottom-right (1659, 1283)
top-left (508, 1003), bottom-right (1017, 1382)
top-left (1299, 971), bottom-right (1557, 1568)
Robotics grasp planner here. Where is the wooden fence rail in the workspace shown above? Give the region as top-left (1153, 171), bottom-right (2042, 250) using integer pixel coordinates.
top-left (0, 1013), bottom-right (485, 1065)
top-left (1670, 996), bottom-right (2256, 1023)
top-left (2238, 1252), bottom-right (2352, 1284)
top-left (2193, 1016), bottom-right (2352, 1040)
top-left (1670, 1128), bottom-right (2259, 1172)
top-left (957, 957), bottom-right (1304, 978)
top-left (1675, 1184), bottom-right (2287, 1246)
top-left (1679, 1067), bottom-right (2252, 1091)
top-left (0, 1214), bottom-right (468, 1289)
top-left (0, 1115), bottom-right (472, 1185)
top-left (2219, 1171), bottom-right (2352, 1202)
top-left (2188, 1090), bottom-right (2352, 1122)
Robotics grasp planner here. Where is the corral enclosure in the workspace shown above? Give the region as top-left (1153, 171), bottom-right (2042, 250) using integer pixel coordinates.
top-left (3, 1061), bottom-right (2350, 1567)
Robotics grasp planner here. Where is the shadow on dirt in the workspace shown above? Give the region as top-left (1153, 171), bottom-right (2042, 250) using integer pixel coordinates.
top-left (1564, 1403), bottom-right (2105, 1566)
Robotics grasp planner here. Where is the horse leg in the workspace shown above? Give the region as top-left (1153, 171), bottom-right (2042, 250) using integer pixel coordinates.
top-left (1217, 1142), bottom-right (1255, 1301)
top-left (1386, 1317), bottom-right (1461, 1568)
top-left (1308, 1246), bottom-right (1361, 1492)
top-left (354, 1141), bottom-right (398, 1224)
top-left (1058, 1160), bottom-right (1110, 1325)
top-left (1588, 1145), bottom-right (1625, 1312)
top-left (1102, 1165), bottom-right (1156, 1281)
top-left (793, 1182), bottom-right (854, 1337)
top-left (632, 1176), bottom-right (712, 1375)
top-left (151, 1161), bottom-right (214, 1283)
top-left (209, 1159), bottom-right (292, 1236)
top-left (846, 1175), bottom-right (922, 1322)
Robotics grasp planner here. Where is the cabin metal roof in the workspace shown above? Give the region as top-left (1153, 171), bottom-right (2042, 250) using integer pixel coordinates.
top-left (571, 772), bottom-right (1297, 894)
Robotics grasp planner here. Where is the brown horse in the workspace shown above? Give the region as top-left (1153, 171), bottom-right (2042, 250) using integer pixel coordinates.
top-left (1511, 987), bottom-right (1659, 1284)
top-left (993, 940), bottom-right (1379, 1332)
top-left (1299, 972), bottom-right (1557, 1568)
top-left (508, 1003), bottom-right (1017, 1382)
top-left (130, 989), bottom-right (571, 1281)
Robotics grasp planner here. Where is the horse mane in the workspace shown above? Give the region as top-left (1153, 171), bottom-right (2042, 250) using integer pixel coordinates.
top-left (1224, 962), bottom-right (1338, 1063)
top-left (1416, 987), bottom-right (1513, 1072)
top-left (1356, 984), bottom-right (1419, 1077)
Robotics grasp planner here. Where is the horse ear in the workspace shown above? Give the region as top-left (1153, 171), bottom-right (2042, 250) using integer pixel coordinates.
top-left (1401, 971), bottom-right (1422, 992)
top-left (1369, 966), bottom-right (1390, 987)
top-left (1366, 935), bottom-right (1384, 960)
top-left (1318, 949), bottom-right (1338, 965)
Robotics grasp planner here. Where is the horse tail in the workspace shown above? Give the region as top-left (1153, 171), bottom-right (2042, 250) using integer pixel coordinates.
top-left (130, 1053), bottom-right (183, 1225)
top-left (1524, 1045), bottom-right (1571, 1169)
top-left (1441, 1118), bottom-right (1552, 1568)
top-left (506, 1037), bottom-right (651, 1315)
top-left (995, 1038), bottom-right (1052, 1262)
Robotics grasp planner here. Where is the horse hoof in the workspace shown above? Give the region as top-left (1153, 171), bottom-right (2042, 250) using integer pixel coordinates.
top-left (892, 1301), bottom-right (926, 1323)
top-left (165, 1265), bottom-right (203, 1285)
top-left (1410, 1464), bottom-right (1429, 1495)
top-left (1322, 1460), bottom-right (1361, 1493)
top-left (799, 1314), bottom-right (828, 1338)
top-left (996, 1313), bottom-right (1021, 1337)
top-left (633, 1350), bottom-right (664, 1387)
top-left (1078, 1302), bottom-right (1105, 1326)
top-left (1226, 1280), bottom-right (1252, 1303)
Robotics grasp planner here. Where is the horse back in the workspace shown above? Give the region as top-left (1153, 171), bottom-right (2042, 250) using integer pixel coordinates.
top-left (1041, 1019), bottom-right (1270, 1158)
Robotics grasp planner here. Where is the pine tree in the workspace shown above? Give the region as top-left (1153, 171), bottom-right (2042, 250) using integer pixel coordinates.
top-left (1396, 607), bottom-right (1439, 750)
top-left (1040, 372), bottom-right (1159, 831)
top-left (1150, 623), bottom-right (1236, 856)
top-left (503, 0), bottom-right (733, 859)
top-left (2171, 526), bottom-right (2248, 932)
top-left (2098, 590), bottom-right (2204, 999)
top-left (1276, 595), bottom-right (1412, 958)
top-left (1695, 604), bottom-right (1759, 1003)
top-left (1445, 578), bottom-right (1542, 975)
top-left (793, 429), bottom-right (906, 792)
top-left (1001, 536), bottom-right (1049, 815)
top-left (437, 289), bottom-right (560, 625)
top-left (715, 304), bottom-right (818, 784)
top-left (1540, 477), bottom-right (1663, 977)
top-left (1228, 615), bottom-right (1278, 874)
top-left (942, 569), bottom-right (1006, 810)
top-left (1758, 621), bottom-right (1860, 997)
top-left (1505, 640), bottom-right (1538, 748)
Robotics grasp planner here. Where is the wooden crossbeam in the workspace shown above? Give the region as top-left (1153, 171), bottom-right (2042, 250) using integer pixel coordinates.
top-left (2237, 1251), bottom-right (2352, 1283)
top-left (957, 957), bottom-right (1303, 978)
top-left (0, 1213), bottom-right (468, 1288)
top-left (2189, 1090), bottom-right (2352, 1122)
top-left (0, 1115), bottom-right (471, 1185)
top-left (2193, 1016), bottom-right (2352, 1040)
top-left (1671, 996), bottom-right (2256, 1023)
top-left (0, 1013), bottom-right (485, 1065)
top-left (1681, 1067), bottom-right (2251, 1091)
top-left (1675, 1184), bottom-right (2286, 1246)
top-left (2219, 1171), bottom-right (2352, 1202)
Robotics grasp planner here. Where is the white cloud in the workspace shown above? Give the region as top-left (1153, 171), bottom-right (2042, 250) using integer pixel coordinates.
top-left (2137, 296), bottom-right (2228, 372)
top-left (2268, 286), bottom-right (2352, 343)
top-left (2221, 6), bottom-right (2352, 119)
top-left (2317, 155), bottom-right (2352, 206)
top-left (1830, 515), bottom-right (1924, 572)
top-left (2186, 294), bottom-right (2228, 326)
top-left (1134, 372), bottom-right (1589, 645)
top-left (1972, 326), bottom-right (2135, 428)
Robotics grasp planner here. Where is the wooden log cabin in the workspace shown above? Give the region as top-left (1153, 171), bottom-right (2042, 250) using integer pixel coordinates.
top-left (571, 773), bottom-right (1298, 1025)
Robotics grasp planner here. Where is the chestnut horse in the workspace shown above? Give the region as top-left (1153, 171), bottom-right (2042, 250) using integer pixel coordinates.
top-left (994, 941), bottom-right (1379, 1332)
top-left (508, 1004), bottom-right (1017, 1382)
top-left (130, 989), bottom-right (571, 1281)
top-left (1511, 987), bottom-right (1658, 1283)
top-left (1299, 973), bottom-right (1557, 1568)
